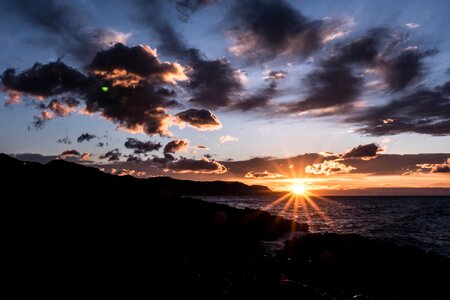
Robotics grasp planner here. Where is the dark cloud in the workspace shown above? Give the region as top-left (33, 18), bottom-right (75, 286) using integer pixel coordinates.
top-left (168, 157), bottom-right (227, 174)
top-left (244, 171), bottom-right (285, 179)
top-left (124, 138), bottom-right (162, 154)
top-left (100, 149), bottom-right (122, 161)
top-left (83, 82), bottom-right (178, 136)
top-left (2, 43), bottom-right (188, 136)
top-left (193, 145), bottom-right (208, 149)
top-left (175, 108), bottom-right (222, 130)
top-left (89, 43), bottom-right (186, 80)
top-left (57, 137), bottom-right (72, 144)
top-left (382, 49), bottom-right (437, 92)
top-left (233, 69), bottom-right (287, 112)
top-left (265, 70), bottom-right (288, 82)
top-left (279, 28), bottom-right (435, 116)
top-left (2, 0), bottom-right (129, 63)
top-left (326, 28), bottom-right (436, 93)
top-left (77, 133), bottom-right (97, 143)
top-left (59, 149), bottom-right (80, 158)
top-left (133, 0), bottom-right (188, 59)
top-left (226, 0), bottom-right (348, 62)
top-left (1, 61), bottom-right (86, 98)
top-left (186, 49), bottom-right (243, 109)
top-left (133, 2), bottom-right (244, 110)
top-left (281, 64), bottom-right (363, 113)
top-left (327, 28), bottom-right (388, 65)
top-left (347, 85), bottom-right (450, 136)
top-left (163, 139), bottom-right (189, 155)
top-left (174, 0), bottom-right (217, 22)
top-left (151, 153), bottom-right (176, 164)
top-left (125, 155), bottom-right (143, 163)
top-left (96, 142), bottom-right (104, 147)
top-left (232, 84), bottom-right (276, 111)
top-left (342, 143), bottom-right (383, 160)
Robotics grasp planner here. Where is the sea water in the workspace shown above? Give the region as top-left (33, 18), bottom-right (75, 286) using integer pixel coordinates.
top-left (199, 195), bottom-right (450, 257)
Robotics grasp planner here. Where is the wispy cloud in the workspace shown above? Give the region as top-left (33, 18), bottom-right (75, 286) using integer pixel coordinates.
top-left (219, 135), bottom-right (239, 144)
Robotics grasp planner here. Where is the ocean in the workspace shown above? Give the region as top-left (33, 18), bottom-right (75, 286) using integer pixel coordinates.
top-left (199, 195), bottom-right (450, 257)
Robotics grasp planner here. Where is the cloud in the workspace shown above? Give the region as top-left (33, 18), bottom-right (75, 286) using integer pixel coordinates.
top-left (168, 157), bottom-right (227, 174)
top-left (264, 70), bottom-right (288, 82)
top-left (346, 84), bottom-right (450, 136)
top-left (133, 2), bottom-right (244, 110)
top-left (302, 143), bottom-right (381, 176)
top-left (342, 143), bottom-right (383, 160)
top-left (96, 142), bottom-right (104, 147)
top-left (281, 64), bottom-right (363, 114)
top-left (406, 23), bottom-right (420, 29)
top-left (1, 43), bottom-right (192, 136)
top-left (417, 158), bottom-right (450, 173)
top-left (232, 84), bottom-right (277, 112)
top-left (89, 43), bottom-right (187, 83)
top-left (186, 50), bottom-right (244, 109)
top-left (116, 168), bottom-right (147, 177)
top-left (30, 98), bottom-right (81, 128)
top-left (125, 154), bottom-right (143, 163)
top-left (59, 149), bottom-right (81, 158)
top-left (100, 149), bottom-right (122, 161)
top-left (57, 137), bottom-right (72, 144)
top-left (133, 0), bottom-right (190, 58)
top-left (3, 0), bottom-right (129, 63)
top-left (226, 0), bottom-right (351, 62)
top-left (77, 133), bottom-right (97, 143)
top-left (278, 28), bottom-right (436, 116)
top-left (381, 49), bottom-right (436, 92)
top-left (192, 145), bottom-right (209, 150)
top-left (124, 138), bottom-right (162, 154)
top-left (80, 152), bottom-right (91, 161)
top-left (175, 108), bottom-right (222, 130)
top-left (164, 139), bottom-right (189, 155)
top-left (41, 98), bottom-right (80, 117)
top-left (305, 160), bottom-right (356, 176)
top-left (232, 69), bottom-right (288, 112)
top-left (219, 135), bottom-right (238, 144)
top-left (1, 61), bottom-right (87, 99)
top-left (245, 170), bottom-right (286, 179)
top-left (174, 0), bottom-right (218, 22)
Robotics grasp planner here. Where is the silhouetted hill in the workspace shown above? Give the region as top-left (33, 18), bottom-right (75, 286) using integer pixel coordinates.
top-left (3, 153), bottom-right (271, 196)
top-left (141, 176), bottom-right (271, 196)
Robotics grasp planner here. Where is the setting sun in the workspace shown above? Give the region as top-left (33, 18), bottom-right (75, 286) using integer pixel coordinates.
top-left (291, 184), bottom-right (306, 195)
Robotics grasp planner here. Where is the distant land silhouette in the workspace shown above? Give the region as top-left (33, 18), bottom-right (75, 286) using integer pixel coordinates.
top-left (2, 153), bottom-right (449, 299)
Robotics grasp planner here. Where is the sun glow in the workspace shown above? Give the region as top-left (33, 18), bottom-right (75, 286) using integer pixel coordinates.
top-left (291, 184), bottom-right (306, 195)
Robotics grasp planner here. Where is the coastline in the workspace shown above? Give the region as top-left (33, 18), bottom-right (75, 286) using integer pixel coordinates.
top-left (2, 154), bottom-right (450, 298)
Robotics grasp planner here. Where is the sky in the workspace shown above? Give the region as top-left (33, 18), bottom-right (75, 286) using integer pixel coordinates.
top-left (0, 0), bottom-right (449, 193)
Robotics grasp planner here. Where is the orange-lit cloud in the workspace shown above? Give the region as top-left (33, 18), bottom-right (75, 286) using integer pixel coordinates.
top-left (245, 170), bottom-right (286, 179)
top-left (305, 160), bottom-right (356, 176)
top-left (80, 153), bottom-right (91, 160)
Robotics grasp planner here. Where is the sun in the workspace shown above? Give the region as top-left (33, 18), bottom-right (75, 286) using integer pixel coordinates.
top-left (291, 184), bottom-right (306, 195)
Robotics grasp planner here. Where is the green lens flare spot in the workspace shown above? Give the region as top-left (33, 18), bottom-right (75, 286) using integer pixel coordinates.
top-left (101, 86), bottom-right (109, 92)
